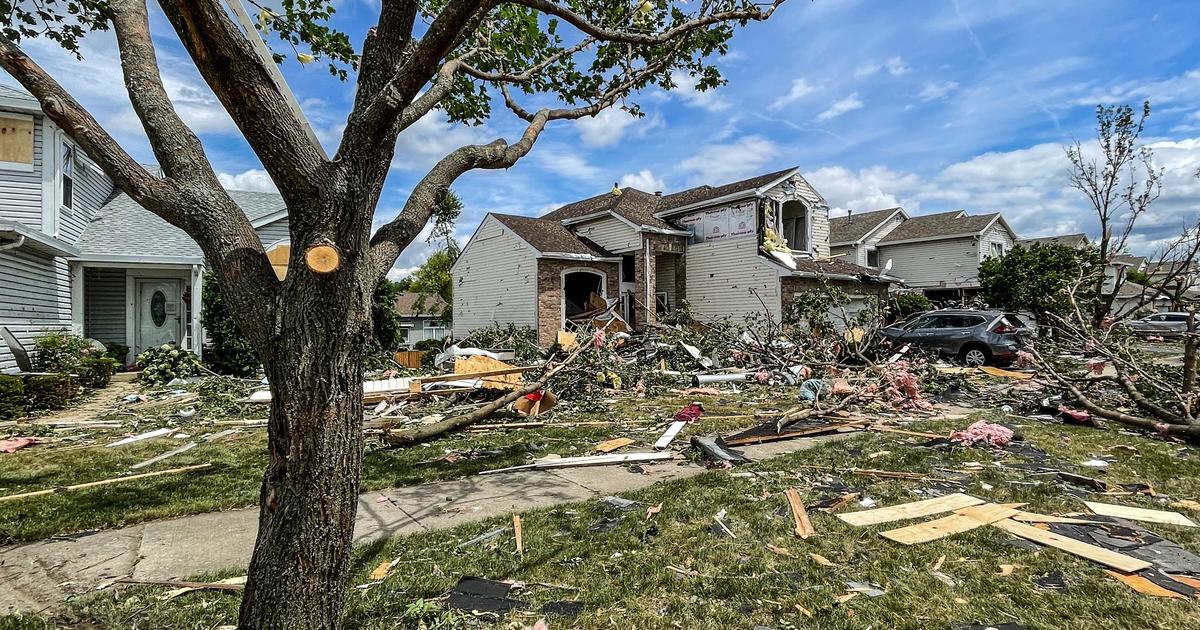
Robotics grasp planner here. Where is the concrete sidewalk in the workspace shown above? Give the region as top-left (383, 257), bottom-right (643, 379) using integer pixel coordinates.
top-left (0, 435), bottom-right (844, 614)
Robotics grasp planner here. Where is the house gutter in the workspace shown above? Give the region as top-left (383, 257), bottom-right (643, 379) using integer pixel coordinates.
top-left (0, 235), bottom-right (25, 252)
top-left (537, 252), bottom-right (622, 263)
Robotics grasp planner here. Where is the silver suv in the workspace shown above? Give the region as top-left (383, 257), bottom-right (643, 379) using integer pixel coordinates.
top-left (1124, 312), bottom-right (1198, 338)
top-left (879, 309), bottom-right (1031, 366)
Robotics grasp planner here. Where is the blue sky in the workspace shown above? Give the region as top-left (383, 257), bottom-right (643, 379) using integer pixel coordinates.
top-left (4, 0), bottom-right (1200, 278)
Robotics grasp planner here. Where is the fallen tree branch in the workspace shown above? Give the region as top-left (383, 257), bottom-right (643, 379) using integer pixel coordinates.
top-left (383, 342), bottom-right (589, 446)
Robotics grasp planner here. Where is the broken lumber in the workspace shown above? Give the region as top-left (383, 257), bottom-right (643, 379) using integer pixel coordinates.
top-left (107, 427), bottom-right (174, 447)
top-left (130, 442), bottom-right (198, 470)
top-left (653, 420), bottom-right (688, 450)
top-left (596, 437), bottom-right (635, 453)
top-left (838, 493), bottom-right (985, 527)
top-left (0, 463), bottom-right (212, 503)
top-left (1082, 501), bottom-right (1198, 528)
top-left (880, 503), bottom-right (1021, 545)
top-left (991, 518), bottom-right (1152, 572)
top-left (722, 420), bottom-right (869, 447)
top-left (454, 355), bottom-right (524, 390)
top-left (116, 576), bottom-right (246, 591)
top-left (784, 488), bottom-right (815, 538)
top-left (385, 344), bottom-right (586, 446)
top-left (479, 452), bottom-right (673, 475)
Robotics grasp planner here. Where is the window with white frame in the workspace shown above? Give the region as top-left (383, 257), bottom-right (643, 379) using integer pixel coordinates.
top-left (866, 247), bottom-right (879, 268)
top-left (989, 242), bottom-right (1004, 259)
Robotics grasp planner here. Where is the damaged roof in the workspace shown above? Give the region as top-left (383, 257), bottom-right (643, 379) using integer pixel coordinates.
top-left (1019, 233), bottom-right (1090, 248)
top-left (792, 258), bottom-right (893, 283)
top-left (829, 208), bottom-right (905, 245)
top-left (491, 213), bottom-right (615, 258)
top-left (878, 210), bottom-right (1003, 244)
top-left (540, 167), bottom-right (822, 229)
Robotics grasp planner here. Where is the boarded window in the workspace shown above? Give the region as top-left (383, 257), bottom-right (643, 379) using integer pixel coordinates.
top-left (0, 115), bottom-right (34, 169)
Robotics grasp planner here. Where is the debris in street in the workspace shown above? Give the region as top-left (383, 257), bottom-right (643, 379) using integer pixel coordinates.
top-left (783, 488), bottom-right (814, 538)
top-left (445, 577), bottom-right (526, 614)
top-left (991, 519), bottom-right (1151, 572)
top-left (950, 421), bottom-right (1014, 448)
top-left (0, 463), bottom-right (212, 503)
top-left (837, 493), bottom-right (986, 526)
top-left (596, 437), bottom-right (635, 453)
top-left (478, 452), bottom-right (674, 475)
top-left (690, 436), bottom-right (751, 465)
top-left (107, 427), bottom-right (175, 447)
top-left (456, 527), bottom-right (506, 548)
top-left (513, 514), bottom-right (524, 558)
top-left (0, 437), bottom-right (39, 453)
top-left (130, 441), bottom-right (198, 470)
top-left (881, 503), bottom-right (1022, 545)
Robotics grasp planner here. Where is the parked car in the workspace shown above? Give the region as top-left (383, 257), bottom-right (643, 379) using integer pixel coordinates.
top-left (878, 309), bottom-right (1031, 366)
top-left (1122, 312), bottom-right (1198, 338)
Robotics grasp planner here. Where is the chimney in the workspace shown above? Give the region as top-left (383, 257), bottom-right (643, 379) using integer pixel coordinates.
top-left (654, 191), bottom-right (662, 196)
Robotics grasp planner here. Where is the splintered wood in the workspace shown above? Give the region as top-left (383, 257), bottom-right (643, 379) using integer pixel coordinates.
top-left (783, 489), bottom-right (815, 538)
top-left (1083, 501), bottom-right (1198, 528)
top-left (454, 355), bottom-right (523, 390)
top-left (837, 493), bottom-right (985, 527)
top-left (991, 519), bottom-right (1151, 572)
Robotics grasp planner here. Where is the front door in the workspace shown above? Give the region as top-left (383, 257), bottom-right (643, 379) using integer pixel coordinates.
top-left (135, 278), bottom-right (182, 354)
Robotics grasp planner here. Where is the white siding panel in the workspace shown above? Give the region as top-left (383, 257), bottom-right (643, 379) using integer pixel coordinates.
top-left (256, 217), bottom-right (290, 247)
top-left (978, 222), bottom-right (1015, 262)
top-left (685, 237), bottom-right (782, 323)
top-left (0, 248), bottom-right (72, 372)
top-left (877, 237), bottom-right (979, 288)
top-left (574, 216), bottom-right (640, 253)
top-left (84, 267), bottom-right (127, 345)
top-left (56, 146), bottom-right (114, 244)
top-left (452, 216), bottom-right (537, 338)
top-left (0, 115), bottom-right (45, 229)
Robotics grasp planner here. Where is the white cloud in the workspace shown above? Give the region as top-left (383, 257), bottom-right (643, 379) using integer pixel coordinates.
top-left (667, 70), bottom-right (732, 112)
top-left (678, 135), bottom-right (779, 183)
top-left (885, 56), bottom-right (912, 76)
top-left (619, 169), bottom-right (666, 192)
top-left (391, 108), bottom-right (491, 172)
top-left (532, 144), bottom-right (603, 181)
top-left (218, 169), bottom-right (278, 192)
top-left (808, 165), bottom-right (924, 216)
top-left (854, 56), bottom-right (911, 78)
top-left (574, 108), bottom-right (663, 148)
top-left (768, 79), bottom-right (816, 111)
top-left (816, 93), bottom-right (864, 122)
top-left (919, 80), bottom-right (961, 101)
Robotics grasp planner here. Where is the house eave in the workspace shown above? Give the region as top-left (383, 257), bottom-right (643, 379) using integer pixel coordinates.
top-left (878, 232), bottom-right (981, 247)
top-left (0, 96), bottom-right (44, 115)
top-left (536, 252), bottom-right (622, 263)
top-left (69, 253), bottom-right (203, 266)
top-left (0, 221), bottom-right (80, 257)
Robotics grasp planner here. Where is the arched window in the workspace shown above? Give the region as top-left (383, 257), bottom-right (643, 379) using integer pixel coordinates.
top-left (780, 200), bottom-right (808, 252)
top-left (561, 268), bottom-right (607, 327)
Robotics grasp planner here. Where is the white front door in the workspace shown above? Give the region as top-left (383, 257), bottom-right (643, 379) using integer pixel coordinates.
top-left (135, 278), bottom-right (182, 354)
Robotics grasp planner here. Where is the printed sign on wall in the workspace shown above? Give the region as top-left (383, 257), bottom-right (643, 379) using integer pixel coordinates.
top-left (680, 203), bottom-right (757, 244)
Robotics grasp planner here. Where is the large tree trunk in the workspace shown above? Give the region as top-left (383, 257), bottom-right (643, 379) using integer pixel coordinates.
top-left (236, 193), bottom-right (377, 629)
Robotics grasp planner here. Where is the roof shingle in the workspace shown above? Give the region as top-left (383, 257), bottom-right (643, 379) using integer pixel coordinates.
top-left (829, 208), bottom-right (902, 245)
top-left (393, 292), bottom-right (448, 317)
top-left (877, 211), bottom-right (999, 244)
top-left (492, 213), bottom-right (614, 257)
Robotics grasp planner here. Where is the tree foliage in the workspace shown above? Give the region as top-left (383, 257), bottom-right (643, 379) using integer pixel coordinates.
top-left (978, 243), bottom-right (1101, 324)
top-left (201, 272), bottom-right (261, 377)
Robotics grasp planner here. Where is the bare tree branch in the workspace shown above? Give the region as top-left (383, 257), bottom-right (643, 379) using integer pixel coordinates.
top-left (510, 0), bottom-right (786, 45)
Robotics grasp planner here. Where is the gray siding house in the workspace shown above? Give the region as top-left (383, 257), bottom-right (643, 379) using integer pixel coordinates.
top-left (392, 292), bottom-right (450, 345)
top-left (829, 208), bottom-right (1018, 302)
top-left (0, 84), bottom-right (289, 371)
top-left (453, 167), bottom-right (894, 345)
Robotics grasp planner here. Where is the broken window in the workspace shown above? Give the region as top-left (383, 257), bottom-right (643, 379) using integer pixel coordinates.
top-left (866, 247), bottom-right (879, 268)
top-left (60, 141), bottom-right (75, 213)
top-left (989, 242), bottom-right (1004, 259)
top-left (780, 200), bottom-right (808, 251)
top-left (0, 115), bottom-right (34, 170)
top-left (563, 270), bottom-right (605, 323)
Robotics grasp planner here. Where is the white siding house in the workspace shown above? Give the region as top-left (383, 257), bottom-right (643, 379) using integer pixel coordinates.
top-left (451, 214), bottom-right (539, 338)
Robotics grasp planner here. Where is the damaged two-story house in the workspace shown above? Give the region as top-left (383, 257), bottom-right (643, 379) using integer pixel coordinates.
top-left (452, 167), bottom-right (895, 346)
top-left (0, 84), bottom-right (289, 371)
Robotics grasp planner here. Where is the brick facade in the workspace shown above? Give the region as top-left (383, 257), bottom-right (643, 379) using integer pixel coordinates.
top-left (535, 259), bottom-right (620, 346)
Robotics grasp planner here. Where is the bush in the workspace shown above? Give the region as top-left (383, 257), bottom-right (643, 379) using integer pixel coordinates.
top-left (24, 374), bottom-right (77, 411)
top-left (890, 292), bottom-right (932, 321)
top-left (31, 331), bottom-right (95, 373)
top-left (0, 375), bottom-right (23, 419)
top-left (104, 342), bottom-right (130, 365)
top-left (200, 272), bottom-right (260, 377)
top-left (136, 343), bottom-right (203, 385)
top-left (78, 355), bottom-right (121, 388)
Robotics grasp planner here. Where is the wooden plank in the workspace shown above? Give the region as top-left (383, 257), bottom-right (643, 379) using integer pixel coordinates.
top-left (596, 437), bottom-right (635, 453)
top-left (557, 330), bottom-right (579, 350)
top-left (479, 452), bottom-right (673, 475)
top-left (838, 493), bottom-right (985, 527)
top-left (723, 420), bottom-right (869, 447)
top-left (0, 464), bottom-right (212, 503)
top-left (130, 441), bottom-right (198, 470)
top-left (881, 503), bottom-right (1020, 545)
top-left (784, 488), bottom-right (815, 539)
top-left (978, 366), bottom-right (1035, 379)
top-left (653, 420), bottom-right (688, 450)
top-left (0, 115), bottom-right (34, 164)
top-left (1012, 511), bottom-right (1100, 525)
top-left (513, 514), bottom-right (524, 559)
top-left (455, 355), bottom-right (522, 390)
top-left (1104, 570), bottom-right (1187, 598)
top-left (1083, 501), bottom-right (1198, 528)
top-left (991, 518), bottom-right (1152, 572)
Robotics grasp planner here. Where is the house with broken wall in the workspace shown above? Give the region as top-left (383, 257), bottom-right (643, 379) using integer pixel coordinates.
top-left (0, 83), bottom-right (290, 371)
top-left (830, 208), bottom-right (1018, 303)
top-left (452, 167), bottom-right (895, 346)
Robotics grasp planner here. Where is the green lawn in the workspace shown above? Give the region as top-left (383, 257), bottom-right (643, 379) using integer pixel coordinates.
top-left (40, 412), bottom-right (1200, 629)
top-left (0, 380), bottom-right (781, 542)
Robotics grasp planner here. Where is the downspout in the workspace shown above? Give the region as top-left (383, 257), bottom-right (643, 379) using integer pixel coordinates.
top-left (0, 236), bottom-right (25, 252)
top-left (644, 238), bottom-right (653, 326)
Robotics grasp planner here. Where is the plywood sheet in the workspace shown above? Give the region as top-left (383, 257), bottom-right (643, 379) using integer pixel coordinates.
top-left (881, 503), bottom-right (1019, 545)
top-left (454, 355), bottom-right (521, 390)
top-left (1083, 501), bottom-right (1198, 528)
top-left (992, 518), bottom-right (1152, 572)
top-left (0, 116), bottom-right (34, 165)
top-left (838, 493), bottom-right (985, 527)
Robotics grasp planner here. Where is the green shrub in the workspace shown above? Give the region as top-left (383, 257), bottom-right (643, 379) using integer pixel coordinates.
top-left (31, 331), bottom-right (94, 373)
top-left (104, 342), bottom-right (130, 365)
top-left (78, 355), bottom-right (121, 388)
top-left (136, 344), bottom-right (202, 385)
top-left (890, 292), bottom-right (932, 320)
top-left (0, 375), bottom-right (23, 419)
top-left (200, 272), bottom-right (260, 377)
top-left (24, 374), bottom-right (77, 410)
